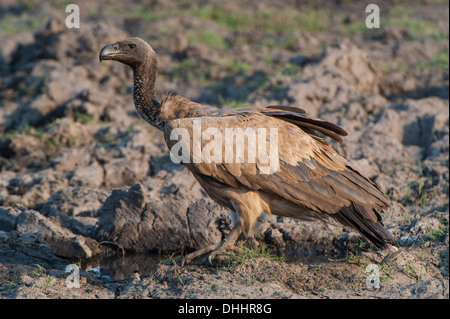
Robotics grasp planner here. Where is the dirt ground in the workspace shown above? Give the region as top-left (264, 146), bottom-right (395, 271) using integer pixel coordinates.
top-left (0, 0), bottom-right (448, 299)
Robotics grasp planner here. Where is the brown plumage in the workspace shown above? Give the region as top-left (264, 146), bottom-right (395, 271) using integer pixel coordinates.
top-left (99, 37), bottom-right (396, 264)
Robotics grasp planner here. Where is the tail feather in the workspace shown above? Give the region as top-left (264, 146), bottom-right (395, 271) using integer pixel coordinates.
top-left (334, 202), bottom-right (394, 249)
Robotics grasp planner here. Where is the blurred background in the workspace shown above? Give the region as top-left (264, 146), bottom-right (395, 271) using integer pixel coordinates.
top-left (1, 0), bottom-right (448, 110)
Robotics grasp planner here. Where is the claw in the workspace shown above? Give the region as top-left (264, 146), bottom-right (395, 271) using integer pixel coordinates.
top-left (207, 254), bottom-right (214, 265)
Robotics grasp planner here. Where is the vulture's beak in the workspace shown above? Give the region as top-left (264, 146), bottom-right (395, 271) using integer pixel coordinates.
top-left (99, 42), bottom-right (120, 62)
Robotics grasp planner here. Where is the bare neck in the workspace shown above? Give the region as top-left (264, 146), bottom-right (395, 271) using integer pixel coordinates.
top-left (132, 60), bottom-right (164, 130)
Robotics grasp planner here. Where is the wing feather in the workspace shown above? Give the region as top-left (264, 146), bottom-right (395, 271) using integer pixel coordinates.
top-left (261, 107), bottom-right (348, 142)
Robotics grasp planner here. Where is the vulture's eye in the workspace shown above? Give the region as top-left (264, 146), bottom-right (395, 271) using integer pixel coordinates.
top-left (128, 44), bottom-right (136, 49)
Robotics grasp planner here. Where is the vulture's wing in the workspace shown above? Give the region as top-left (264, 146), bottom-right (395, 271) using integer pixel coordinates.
top-left (164, 112), bottom-right (392, 247)
top-left (165, 112), bottom-right (386, 210)
top-left (261, 106), bottom-right (348, 142)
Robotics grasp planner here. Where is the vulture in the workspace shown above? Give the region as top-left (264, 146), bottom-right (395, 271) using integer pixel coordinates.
top-left (99, 37), bottom-right (396, 264)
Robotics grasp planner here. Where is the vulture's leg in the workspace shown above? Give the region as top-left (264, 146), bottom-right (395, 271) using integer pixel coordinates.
top-left (243, 212), bottom-right (268, 249)
top-left (181, 219), bottom-right (243, 266)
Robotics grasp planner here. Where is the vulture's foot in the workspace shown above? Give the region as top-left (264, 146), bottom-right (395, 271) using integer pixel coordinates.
top-left (180, 243), bottom-right (219, 266)
top-left (181, 223), bottom-right (243, 266)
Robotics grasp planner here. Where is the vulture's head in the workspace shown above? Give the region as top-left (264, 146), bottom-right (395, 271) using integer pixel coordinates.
top-left (99, 37), bottom-right (156, 68)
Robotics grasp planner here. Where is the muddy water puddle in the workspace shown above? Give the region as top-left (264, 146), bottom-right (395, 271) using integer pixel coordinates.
top-left (82, 252), bottom-right (164, 280)
top-left (80, 249), bottom-right (343, 280)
